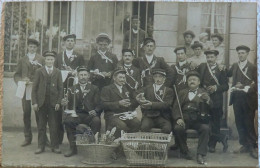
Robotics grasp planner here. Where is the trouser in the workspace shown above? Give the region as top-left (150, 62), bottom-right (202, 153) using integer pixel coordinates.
top-left (174, 120), bottom-right (210, 156)
top-left (38, 99), bottom-right (59, 149)
top-left (57, 109), bottom-right (64, 144)
top-left (106, 116), bottom-right (140, 138)
top-left (208, 107), bottom-right (225, 148)
top-left (233, 98), bottom-right (257, 149)
top-left (141, 116), bottom-right (172, 133)
top-left (63, 113), bottom-right (101, 149)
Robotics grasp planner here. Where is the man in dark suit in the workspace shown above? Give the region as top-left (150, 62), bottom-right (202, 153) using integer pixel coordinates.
top-left (101, 67), bottom-right (140, 138)
top-left (133, 38), bottom-right (174, 87)
top-left (136, 69), bottom-right (174, 133)
top-left (87, 33), bottom-right (118, 90)
top-left (197, 50), bottom-right (229, 153)
top-left (14, 38), bottom-right (47, 147)
top-left (172, 71), bottom-right (211, 164)
top-left (54, 34), bottom-right (85, 144)
top-left (227, 45), bottom-right (257, 159)
top-left (61, 66), bottom-right (102, 157)
top-left (118, 49), bottom-right (141, 94)
top-left (123, 15), bottom-right (147, 58)
top-left (32, 51), bottom-right (63, 154)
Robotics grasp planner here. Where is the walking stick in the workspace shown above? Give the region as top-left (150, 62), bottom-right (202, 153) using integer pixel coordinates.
top-left (173, 85), bottom-right (185, 128)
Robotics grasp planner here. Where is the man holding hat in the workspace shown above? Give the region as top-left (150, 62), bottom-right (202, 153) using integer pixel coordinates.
top-left (188, 41), bottom-right (207, 70)
top-left (100, 67), bottom-right (140, 138)
top-left (133, 37), bottom-right (174, 87)
top-left (197, 50), bottom-right (229, 153)
top-left (135, 68), bottom-right (174, 133)
top-left (61, 66), bottom-right (102, 157)
top-left (227, 45), bottom-right (257, 159)
top-left (88, 33), bottom-right (118, 90)
top-left (123, 15), bottom-right (147, 57)
top-left (172, 71), bottom-right (211, 164)
top-left (14, 38), bottom-right (47, 147)
top-left (32, 51), bottom-right (63, 154)
top-left (183, 30), bottom-right (195, 58)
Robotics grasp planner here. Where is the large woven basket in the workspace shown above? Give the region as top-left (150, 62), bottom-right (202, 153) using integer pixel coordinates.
top-left (77, 143), bottom-right (118, 165)
top-left (120, 132), bottom-right (172, 166)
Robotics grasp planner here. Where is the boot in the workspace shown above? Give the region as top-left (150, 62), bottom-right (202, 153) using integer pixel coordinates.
top-left (221, 135), bottom-right (228, 152)
top-left (64, 146), bottom-right (77, 157)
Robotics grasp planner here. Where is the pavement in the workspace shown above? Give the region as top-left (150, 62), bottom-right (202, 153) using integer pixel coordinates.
top-left (2, 130), bottom-right (259, 167)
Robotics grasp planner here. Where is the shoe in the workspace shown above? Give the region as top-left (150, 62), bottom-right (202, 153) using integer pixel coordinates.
top-left (52, 147), bottom-right (61, 154)
top-left (64, 148), bottom-right (77, 157)
top-left (221, 135), bottom-right (228, 153)
top-left (233, 146), bottom-right (249, 154)
top-left (250, 148), bottom-right (258, 159)
top-left (35, 148), bottom-right (45, 154)
top-left (170, 143), bottom-right (179, 150)
top-left (197, 154), bottom-right (205, 164)
top-left (181, 151), bottom-right (193, 160)
top-left (21, 140), bottom-right (31, 147)
top-left (209, 147), bottom-right (215, 153)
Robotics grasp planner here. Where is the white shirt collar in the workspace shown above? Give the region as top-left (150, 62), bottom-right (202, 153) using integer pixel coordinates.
top-left (145, 54), bottom-right (154, 64)
top-left (239, 60), bottom-right (248, 69)
top-left (179, 60), bottom-right (187, 67)
top-left (132, 28), bottom-right (138, 34)
top-left (124, 64), bottom-right (132, 68)
top-left (45, 66), bottom-right (53, 73)
top-left (66, 49), bottom-right (73, 58)
top-left (27, 53), bottom-right (36, 61)
top-left (114, 83), bottom-right (123, 93)
top-left (155, 84), bottom-right (163, 92)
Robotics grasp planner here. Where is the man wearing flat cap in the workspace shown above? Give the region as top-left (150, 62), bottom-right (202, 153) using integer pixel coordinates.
top-left (227, 45), bottom-right (257, 159)
top-left (133, 37), bottom-right (174, 87)
top-left (14, 38), bottom-right (48, 147)
top-left (197, 50), bottom-right (229, 153)
top-left (61, 66), bottom-right (102, 157)
top-left (32, 51), bottom-right (63, 154)
top-left (188, 41), bottom-right (207, 70)
top-left (55, 34), bottom-right (85, 144)
top-left (172, 71), bottom-right (211, 164)
top-left (100, 67), bottom-right (140, 138)
top-left (123, 15), bottom-right (147, 58)
top-left (135, 68), bottom-right (174, 133)
top-left (88, 33), bottom-right (118, 90)
top-left (183, 30), bottom-right (195, 58)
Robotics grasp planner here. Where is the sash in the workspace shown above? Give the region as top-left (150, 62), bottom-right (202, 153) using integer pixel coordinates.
top-left (206, 63), bottom-right (220, 85)
top-left (238, 62), bottom-right (251, 81)
top-left (124, 66), bottom-right (138, 90)
top-left (97, 50), bottom-right (113, 64)
top-left (175, 65), bottom-right (187, 85)
top-left (153, 84), bottom-right (165, 102)
top-left (141, 57), bottom-right (157, 86)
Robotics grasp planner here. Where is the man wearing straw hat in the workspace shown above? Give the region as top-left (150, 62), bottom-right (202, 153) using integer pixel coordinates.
top-left (87, 33), bottom-right (118, 90)
top-left (14, 38), bottom-right (48, 147)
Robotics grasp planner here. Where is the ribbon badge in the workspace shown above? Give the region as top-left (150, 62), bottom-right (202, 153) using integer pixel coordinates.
top-left (125, 91), bottom-right (130, 98)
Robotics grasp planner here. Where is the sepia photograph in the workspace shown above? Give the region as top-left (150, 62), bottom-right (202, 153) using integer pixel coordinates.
top-left (1, 1), bottom-right (258, 167)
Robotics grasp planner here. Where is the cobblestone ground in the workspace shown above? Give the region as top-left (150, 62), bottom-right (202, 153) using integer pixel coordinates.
top-left (2, 130), bottom-right (258, 167)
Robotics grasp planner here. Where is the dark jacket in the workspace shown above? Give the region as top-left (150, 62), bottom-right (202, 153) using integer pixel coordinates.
top-left (54, 50), bottom-right (85, 70)
top-left (32, 67), bottom-right (63, 107)
top-left (170, 62), bottom-right (191, 91)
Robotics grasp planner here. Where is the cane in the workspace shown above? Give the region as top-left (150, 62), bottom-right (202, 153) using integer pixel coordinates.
top-left (173, 85), bottom-right (185, 128)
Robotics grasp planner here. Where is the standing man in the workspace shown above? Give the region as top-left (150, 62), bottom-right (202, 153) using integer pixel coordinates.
top-left (123, 15), bottom-right (147, 58)
top-left (188, 41), bottom-right (207, 70)
top-left (227, 45), bottom-right (257, 159)
top-left (172, 71), bottom-right (211, 164)
top-left (183, 30), bottom-right (195, 58)
top-left (55, 34), bottom-right (85, 144)
top-left (101, 67), bottom-right (140, 138)
top-left (32, 51), bottom-right (63, 154)
top-left (14, 38), bottom-right (47, 147)
top-left (118, 49), bottom-right (141, 94)
top-left (61, 66), bottom-right (102, 157)
top-left (133, 37), bottom-right (174, 87)
top-left (136, 69), bottom-right (174, 133)
top-left (88, 33), bottom-right (118, 90)
top-left (197, 50), bottom-right (229, 153)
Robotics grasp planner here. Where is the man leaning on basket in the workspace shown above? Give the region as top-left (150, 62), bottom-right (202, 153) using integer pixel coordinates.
top-left (61, 66), bottom-right (102, 157)
top-left (172, 71), bottom-right (211, 165)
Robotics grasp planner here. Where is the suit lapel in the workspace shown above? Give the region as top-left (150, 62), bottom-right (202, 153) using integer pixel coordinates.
top-left (112, 84), bottom-right (124, 99)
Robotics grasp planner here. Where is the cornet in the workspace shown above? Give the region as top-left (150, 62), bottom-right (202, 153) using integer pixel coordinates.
top-left (64, 76), bottom-right (78, 117)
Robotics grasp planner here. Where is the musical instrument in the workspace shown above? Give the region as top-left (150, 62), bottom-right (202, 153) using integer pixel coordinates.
top-left (64, 76), bottom-right (78, 117)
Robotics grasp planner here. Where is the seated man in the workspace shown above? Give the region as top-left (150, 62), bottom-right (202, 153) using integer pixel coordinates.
top-left (61, 66), bottom-right (102, 157)
top-left (172, 71), bottom-right (211, 165)
top-left (101, 67), bottom-right (141, 138)
top-left (136, 69), bottom-right (174, 133)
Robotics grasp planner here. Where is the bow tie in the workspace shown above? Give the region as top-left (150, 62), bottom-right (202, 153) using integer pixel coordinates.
top-left (189, 89), bottom-right (197, 93)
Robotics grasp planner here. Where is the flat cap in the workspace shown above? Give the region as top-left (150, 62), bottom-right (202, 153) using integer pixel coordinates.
top-left (211, 33), bottom-right (224, 42)
top-left (191, 41), bottom-right (203, 49)
top-left (43, 51), bottom-right (57, 58)
top-left (186, 70), bottom-right (200, 80)
top-left (27, 38), bottom-right (40, 46)
top-left (63, 34), bottom-right (76, 41)
top-left (113, 66), bottom-right (126, 76)
top-left (143, 37), bottom-right (156, 46)
top-left (204, 50), bottom-right (219, 56)
top-left (122, 48), bottom-right (134, 55)
top-left (77, 66), bottom-right (88, 72)
top-left (174, 46), bottom-right (186, 54)
top-left (236, 45), bottom-right (250, 52)
top-left (152, 68), bottom-right (166, 76)
top-left (96, 33), bottom-right (111, 44)
top-left (183, 30), bottom-right (195, 38)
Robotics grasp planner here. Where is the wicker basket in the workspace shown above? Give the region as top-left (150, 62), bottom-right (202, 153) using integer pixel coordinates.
top-left (77, 143), bottom-right (118, 165)
top-left (120, 132), bottom-right (172, 166)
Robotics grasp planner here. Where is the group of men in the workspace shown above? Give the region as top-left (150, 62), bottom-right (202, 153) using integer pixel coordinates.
top-left (14, 28), bottom-right (257, 165)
